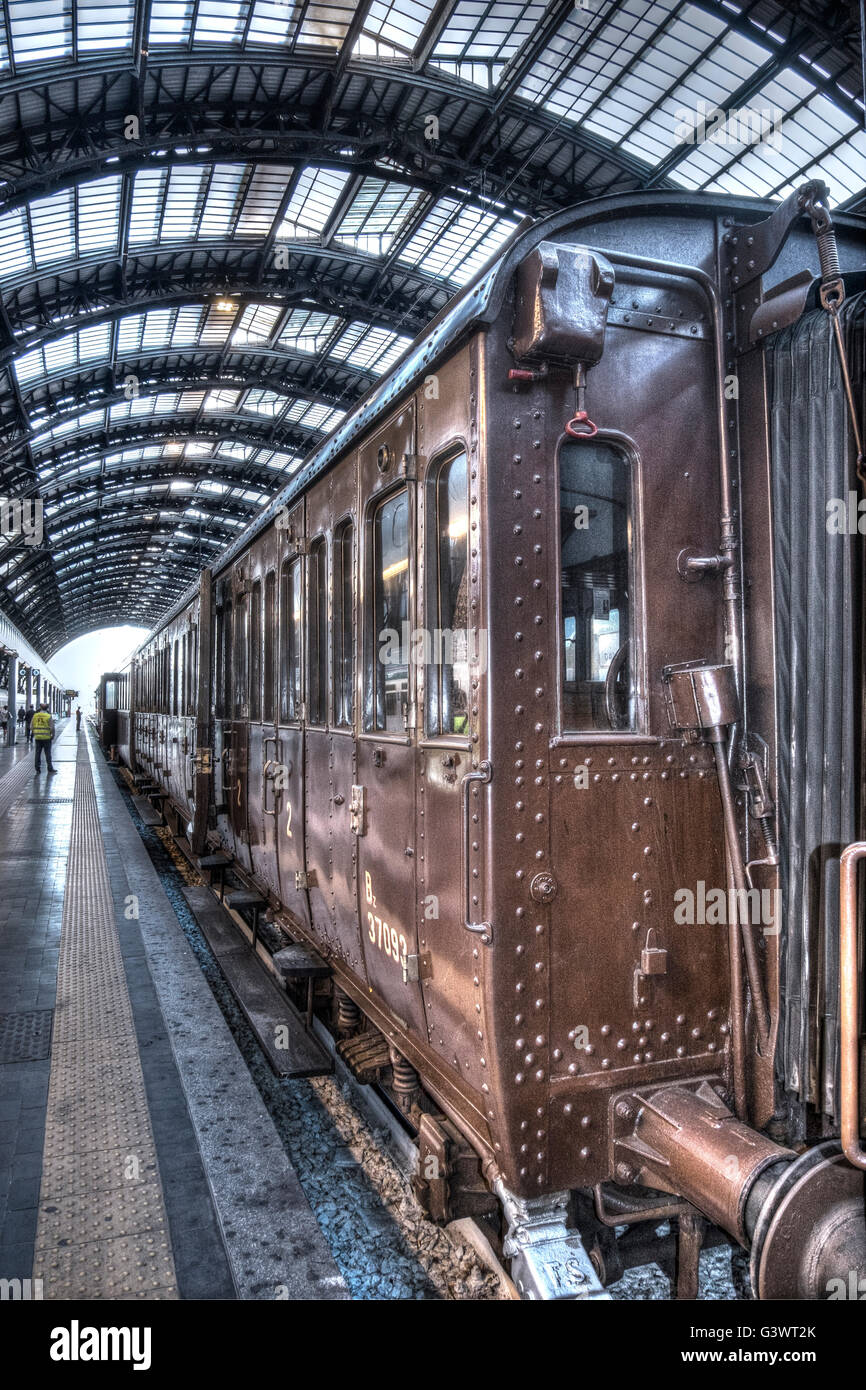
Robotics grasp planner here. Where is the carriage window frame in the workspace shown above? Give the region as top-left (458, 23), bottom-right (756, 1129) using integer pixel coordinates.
top-left (250, 579), bottom-right (262, 722)
top-left (280, 555), bottom-right (304, 723)
top-left (222, 599), bottom-right (233, 720)
top-left (233, 589), bottom-right (248, 719)
top-left (554, 430), bottom-right (650, 742)
top-left (308, 536), bottom-right (328, 727)
top-left (424, 445), bottom-right (473, 742)
top-left (364, 484), bottom-right (411, 737)
top-left (263, 571), bottom-right (276, 724)
top-left (333, 518), bottom-right (354, 730)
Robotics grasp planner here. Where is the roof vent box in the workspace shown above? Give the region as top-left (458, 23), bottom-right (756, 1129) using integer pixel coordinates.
top-left (512, 242), bottom-right (614, 366)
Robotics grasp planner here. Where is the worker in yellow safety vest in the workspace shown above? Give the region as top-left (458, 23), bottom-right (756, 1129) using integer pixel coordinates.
top-left (31, 704), bottom-right (56, 775)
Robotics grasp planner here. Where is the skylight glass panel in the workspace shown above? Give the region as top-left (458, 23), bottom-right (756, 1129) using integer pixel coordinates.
top-left (30, 190), bottom-right (74, 267)
top-left (517, 0), bottom-right (679, 126)
top-left (8, 0), bottom-right (73, 64)
top-left (276, 308), bottom-right (340, 353)
top-left (161, 166), bottom-right (209, 242)
top-left (199, 166), bottom-right (246, 237)
top-left (193, 0), bottom-right (245, 44)
top-left (0, 208), bottom-right (31, 278)
top-left (77, 0), bottom-right (135, 53)
top-left (584, 3), bottom-right (727, 147)
top-left (32, 408), bottom-right (104, 449)
top-left (247, 0), bottom-right (298, 45)
top-left (398, 197), bottom-right (518, 284)
top-left (286, 399), bottom-right (345, 431)
top-left (275, 167), bottom-right (351, 239)
top-left (355, 0), bottom-right (435, 60)
top-left (236, 165), bottom-right (295, 236)
top-left (670, 67), bottom-right (816, 195)
top-left (255, 448), bottom-right (302, 471)
top-left (334, 178), bottom-right (425, 255)
top-left (233, 303), bottom-right (282, 344)
top-left (622, 22), bottom-right (770, 165)
top-left (199, 303), bottom-right (236, 345)
top-left (432, 0), bottom-right (546, 70)
top-left (16, 321), bottom-right (112, 385)
top-left (129, 170), bottom-right (166, 245)
top-left (241, 389), bottom-right (289, 418)
top-left (78, 175), bottom-right (122, 252)
top-left (296, 0), bottom-right (355, 49)
top-left (148, 1), bottom-right (194, 45)
top-left (203, 389), bottom-right (241, 412)
top-left (330, 322), bottom-right (411, 375)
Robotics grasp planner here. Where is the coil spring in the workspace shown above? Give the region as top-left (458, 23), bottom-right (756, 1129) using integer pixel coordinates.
top-left (817, 228), bottom-right (841, 284)
top-left (390, 1051), bottom-right (418, 1098)
top-left (336, 991), bottom-right (361, 1033)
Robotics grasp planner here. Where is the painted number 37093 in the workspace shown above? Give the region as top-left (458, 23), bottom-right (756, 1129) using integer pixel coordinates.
top-left (365, 871), bottom-right (408, 970)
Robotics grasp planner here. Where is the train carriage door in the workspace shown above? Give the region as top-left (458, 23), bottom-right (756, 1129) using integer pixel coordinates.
top-left (190, 570), bottom-right (212, 856)
top-left (213, 575), bottom-right (234, 857)
top-left (229, 561), bottom-right (252, 873)
top-left (326, 463), bottom-right (364, 977)
top-left (417, 442), bottom-right (481, 1068)
top-left (356, 404), bottom-right (425, 1031)
top-left (249, 529), bottom-right (282, 902)
top-left (275, 500), bottom-right (312, 930)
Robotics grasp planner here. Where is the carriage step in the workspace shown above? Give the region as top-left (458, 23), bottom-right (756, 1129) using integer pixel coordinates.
top-left (133, 774), bottom-right (151, 786)
top-left (198, 852), bottom-right (232, 869)
top-left (149, 791), bottom-right (170, 802)
top-left (181, 887), bottom-right (332, 1079)
top-left (336, 1030), bottom-right (392, 1084)
top-left (272, 943), bottom-right (331, 982)
top-left (130, 795), bottom-right (163, 827)
top-left (225, 890), bottom-right (266, 910)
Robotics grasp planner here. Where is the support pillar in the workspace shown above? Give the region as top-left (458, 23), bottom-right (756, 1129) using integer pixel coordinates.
top-left (6, 655), bottom-right (16, 745)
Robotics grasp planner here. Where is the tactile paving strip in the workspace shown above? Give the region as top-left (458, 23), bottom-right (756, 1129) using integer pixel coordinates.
top-left (0, 750), bottom-right (43, 819)
top-left (33, 739), bottom-right (179, 1300)
top-left (0, 1008), bottom-right (54, 1062)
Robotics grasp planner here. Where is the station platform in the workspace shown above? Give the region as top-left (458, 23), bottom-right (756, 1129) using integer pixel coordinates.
top-left (0, 721), bottom-right (348, 1300)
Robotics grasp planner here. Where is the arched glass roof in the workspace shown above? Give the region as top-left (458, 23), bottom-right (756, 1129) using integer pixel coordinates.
top-left (0, 0), bottom-right (862, 653)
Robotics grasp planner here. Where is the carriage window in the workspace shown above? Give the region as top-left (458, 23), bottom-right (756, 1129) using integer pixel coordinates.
top-left (263, 572), bottom-right (275, 724)
top-left (281, 558), bottom-right (303, 721)
top-left (334, 520), bottom-right (354, 727)
top-left (559, 439), bottom-right (634, 732)
top-left (234, 594), bottom-right (248, 718)
top-left (104, 680), bottom-right (117, 710)
top-left (189, 625), bottom-right (197, 716)
top-left (308, 538), bottom-right (327, 725)
top-left (223, 601), bottom-right (233, 719)
top-left (367, 488), bottom-right (409, 733)
top-left (426, 450), bottom-right (471, 737)
top-left (250, 580), bottom-right (262, 721)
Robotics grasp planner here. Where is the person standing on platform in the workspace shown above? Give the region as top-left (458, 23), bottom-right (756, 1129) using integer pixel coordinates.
top-left (17, 707), bottom-right (25, 740)
top-left (75, 706), bottom-right (82, 732)
top-left (0, 707), bottom-right (7, 744)
top-left (24, 705), bottom-right (35, 746)
top-left (31, 704), bottom-right (55, 775)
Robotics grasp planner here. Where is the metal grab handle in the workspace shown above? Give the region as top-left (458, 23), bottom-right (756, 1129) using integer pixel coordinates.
top-left (461, 760), bottom-right (493, 945)
top-left (262, 758), bottom-right (279, 818)
top-left (604, 639), bottom-right (630, 731)
top-left (839, 843), bottom-right (866, 1170)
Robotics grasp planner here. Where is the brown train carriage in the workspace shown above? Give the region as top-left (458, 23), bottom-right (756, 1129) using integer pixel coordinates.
top-left (111, 183), bottom-right (866, 1300)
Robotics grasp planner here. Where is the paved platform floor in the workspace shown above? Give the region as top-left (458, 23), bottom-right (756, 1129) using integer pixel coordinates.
top-left (0, 722), bottom-right (347, 1300)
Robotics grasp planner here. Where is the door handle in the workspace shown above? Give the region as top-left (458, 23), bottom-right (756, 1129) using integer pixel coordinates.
top-left (461, 761), bottom-right (492, 944)
top-left (839, 843), bottom-right (866, 1170)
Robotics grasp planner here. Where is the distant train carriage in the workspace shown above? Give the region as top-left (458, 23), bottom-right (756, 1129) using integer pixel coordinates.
top-left (100, 183), bottom-right (866, 1300)
top-left (96, 671), bottom-right (129, 758)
